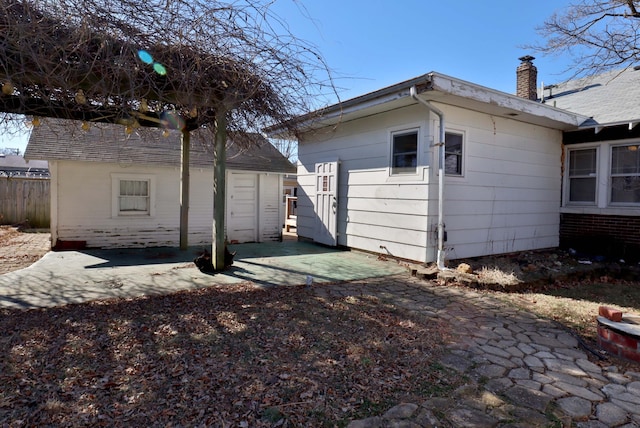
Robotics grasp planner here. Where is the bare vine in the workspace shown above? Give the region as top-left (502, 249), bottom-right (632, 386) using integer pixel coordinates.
top-left (0, 0), bottom-right (335, 143)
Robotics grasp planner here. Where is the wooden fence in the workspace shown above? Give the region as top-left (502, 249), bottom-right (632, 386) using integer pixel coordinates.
top-left (0, 177), bottom-right (50, 228)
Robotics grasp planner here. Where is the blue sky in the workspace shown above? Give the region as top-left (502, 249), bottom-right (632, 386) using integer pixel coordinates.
top-left (2, 0), bottom-right (574, 153)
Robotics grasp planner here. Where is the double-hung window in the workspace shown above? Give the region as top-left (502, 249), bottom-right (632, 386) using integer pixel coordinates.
top-left (111, 174), bottom-right (156, 217)
top-left (567, 148), bottom-right (597, 203)
top-left (611, 144), bottom-right (640, 204)
top-left (444, 132), bottom-right (463, 176)
top-left (391, 129), bottom-right (418, 175)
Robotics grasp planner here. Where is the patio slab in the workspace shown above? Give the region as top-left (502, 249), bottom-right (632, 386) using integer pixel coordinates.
top-left (0, 240), bottom-right (408, 309)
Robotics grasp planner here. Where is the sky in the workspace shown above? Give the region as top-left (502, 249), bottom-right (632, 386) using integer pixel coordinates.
top-left (1, 0), bottom-right (574, 154)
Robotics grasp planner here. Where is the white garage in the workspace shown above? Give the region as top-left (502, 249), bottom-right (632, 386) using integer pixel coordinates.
top-left (25, 119), bottom-right (295, 249)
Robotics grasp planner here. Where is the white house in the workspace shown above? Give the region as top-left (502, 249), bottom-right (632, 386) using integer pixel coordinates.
top-left (280, 60), bottom-right (588, 266)
top-left (25, 120), bottom-right (295, 249)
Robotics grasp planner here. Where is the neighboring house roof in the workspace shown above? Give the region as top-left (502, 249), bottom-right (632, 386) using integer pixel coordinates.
top-left (269, 72), bottom-right (588, 136)
top-left (544, 67), bottom-right (640, 128)
top-left (25, 119), bottom-right (295, 174)
top-left (0, 154), bottom-right (49, 178)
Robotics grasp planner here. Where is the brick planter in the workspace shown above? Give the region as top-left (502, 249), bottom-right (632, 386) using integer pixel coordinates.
top-left (597, 314), bottom-right (640, 363)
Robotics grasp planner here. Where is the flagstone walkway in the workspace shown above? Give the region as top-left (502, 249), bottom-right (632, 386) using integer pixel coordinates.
top-left (316, 276), bottom-right (640, 428)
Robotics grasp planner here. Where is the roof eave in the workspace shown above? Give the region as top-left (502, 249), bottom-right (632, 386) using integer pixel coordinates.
top-left (270, 72), bottom-right (588, 137)
top-left (422, 73), bottom-right (588, 130)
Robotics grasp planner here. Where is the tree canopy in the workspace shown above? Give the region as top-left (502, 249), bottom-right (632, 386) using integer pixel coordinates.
top-left (0, 0), bottom-right (334, 138)
top-left (533, 0), bottom-right (640, 77)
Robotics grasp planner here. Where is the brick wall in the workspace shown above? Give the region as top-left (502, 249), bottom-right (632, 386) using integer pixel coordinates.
top-left (560, 213), bottom-right (640, 261)
top-left (598, 322), bottom-right (640, 364)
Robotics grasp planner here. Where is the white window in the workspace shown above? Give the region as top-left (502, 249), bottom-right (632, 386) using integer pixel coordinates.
top-left (567, 148), bottom-right (597, 203)
top-left (391, 129), bottom-right (418, 175)
top-left (445, 132), bottom-right (463, 176)
top-left (111, 174), bottom-right (156, 217)
top-left (611, 144), bottom-right (640, 204)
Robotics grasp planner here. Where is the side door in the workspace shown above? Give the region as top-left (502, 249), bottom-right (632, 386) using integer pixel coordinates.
top-left (227, 172), bottom-right (258, 243)
top-left (314, 161), bottom-right (338, 246)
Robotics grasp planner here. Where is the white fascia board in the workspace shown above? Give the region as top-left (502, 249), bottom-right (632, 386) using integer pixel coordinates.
top-left (427, 73), bottom-right (588, 128)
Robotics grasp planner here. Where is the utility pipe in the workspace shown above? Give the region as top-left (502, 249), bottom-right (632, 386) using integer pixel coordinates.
top-left (410, 85), bottom-right (446, 270)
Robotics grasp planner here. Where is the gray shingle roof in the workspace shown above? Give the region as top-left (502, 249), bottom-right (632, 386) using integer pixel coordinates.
top-left (25, 119), bottom-right (295, 174)
top-left (0, 154), bottom-right (49, 177)
top-left (544, 68), bottom-right (640, 126)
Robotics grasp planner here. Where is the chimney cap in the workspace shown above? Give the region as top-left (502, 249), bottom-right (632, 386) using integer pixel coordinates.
top-left (518, 55), bottom-right (535, 63)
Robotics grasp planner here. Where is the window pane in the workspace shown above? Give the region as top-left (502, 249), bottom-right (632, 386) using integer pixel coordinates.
top-left (611, 176), bottom-right (640, 203)
top-left (612, 145), bottom-right (640, 175)
top-left (119, 179), bottom-right (150, 213)
top-left (569, 149), bottom-right (596, 176)
top-left (392, 131), bottom-right (417, 174)
top-left (445, 132), bottom-right (463, 175)
top-left (569, 177), bottom-right (596, 202)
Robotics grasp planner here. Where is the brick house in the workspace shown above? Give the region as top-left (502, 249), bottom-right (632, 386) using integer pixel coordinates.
top-left (537, 66), bottom-right (640, 260)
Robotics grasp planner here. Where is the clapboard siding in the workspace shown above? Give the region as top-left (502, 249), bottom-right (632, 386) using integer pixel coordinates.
top-left (52, 160), bottom-right (283, 248)
top-left (439, 104), bottom-right (562, 260)
top-left (298, 99), bottom-right (564, 263)
top-left (298, 105), bottom-right (434, 261)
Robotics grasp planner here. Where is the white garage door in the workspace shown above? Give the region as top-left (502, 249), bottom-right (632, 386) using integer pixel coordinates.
top-left (227, 173), bottom-right (258, 243)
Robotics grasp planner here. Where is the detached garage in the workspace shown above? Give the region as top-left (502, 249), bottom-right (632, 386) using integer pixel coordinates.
top-left (25, 119), bottom-right (295, 249)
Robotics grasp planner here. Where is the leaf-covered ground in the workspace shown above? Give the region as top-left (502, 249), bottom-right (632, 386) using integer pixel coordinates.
top-left (0, 283), bottom-right (460, 427)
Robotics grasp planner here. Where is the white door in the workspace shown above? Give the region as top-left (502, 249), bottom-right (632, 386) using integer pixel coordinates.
top-left (314, 161), bottom-right (338, 246)
top-left (227, 173), bottom-right (258, 243)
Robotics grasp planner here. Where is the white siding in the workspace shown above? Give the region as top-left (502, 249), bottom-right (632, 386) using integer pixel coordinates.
top-left (297, 102), bottom-right (564, 263)
top-left (53, 160), bottom-right (282, 248)
top-left (298, 104), bottom-right (434, 262)
top-left (440, 104), bottom-right (562, 260)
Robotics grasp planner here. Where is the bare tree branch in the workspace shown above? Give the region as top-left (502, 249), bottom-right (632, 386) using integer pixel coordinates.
top-left (0, 0), bottom-right (336, 143)
top-left (530, 0), bottom-right (640, 78)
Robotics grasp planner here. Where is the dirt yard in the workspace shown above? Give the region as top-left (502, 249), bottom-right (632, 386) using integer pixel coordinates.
top-left (0, 226), bottom-right (51, 275)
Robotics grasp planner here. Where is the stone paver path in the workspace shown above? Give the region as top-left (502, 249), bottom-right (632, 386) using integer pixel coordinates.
top-left (315, 275), bottom-right (640, 427)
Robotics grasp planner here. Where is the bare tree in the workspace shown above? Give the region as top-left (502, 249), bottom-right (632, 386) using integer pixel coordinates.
top-left (0, 0), bottom-right (334, 269)
top-left (533, 1), bottom-right (640, 77)
top-left (270, 138), bottom-right (298, 163)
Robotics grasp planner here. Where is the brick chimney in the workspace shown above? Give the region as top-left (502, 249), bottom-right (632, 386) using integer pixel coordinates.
top-left (516, 55), bottom-right (538, 100)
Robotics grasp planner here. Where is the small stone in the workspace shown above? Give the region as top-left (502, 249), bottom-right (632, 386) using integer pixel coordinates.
top-left (557, 396), bottom-right (593, 418)
top-left (347, 416), bottom-right (382, 428)
top-left (542, 383), bottom-right (567, 398)
top-left (414, 408), bottom-right (440, 427)
top-left (508, 367), bottom-right (531, 380)
top-left (456, 263), bottom-right (473, 274)
top-left (447, 408), bottom-right (498, 428)
top-left (504, 385), bottom-right (553, 412)
top-left (626, 380), bottom-right (640, 394)
top-left (596, 402), bottom-right (629, 426)
top-left (602, 383), bottom-right (628, 397)
top-left (383, 403), bottom-right (418, 420)
top-left (484, 377), bottom-right (513, 393)
top-left (553, 381), bottom-right (604, 401)
top-left (473, 364), bottom-right (507, 379)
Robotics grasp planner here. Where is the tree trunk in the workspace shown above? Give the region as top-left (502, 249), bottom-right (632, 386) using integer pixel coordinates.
top-left (212, 110), bottom-right (227, 270)
top-left (180, 129), bottom-right (190, 250)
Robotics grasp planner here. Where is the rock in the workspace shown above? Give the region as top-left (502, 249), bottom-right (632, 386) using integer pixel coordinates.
top-left (382, 403), bottom-right (418, 419)
top-left (456, 263), bottom-right (473, 274)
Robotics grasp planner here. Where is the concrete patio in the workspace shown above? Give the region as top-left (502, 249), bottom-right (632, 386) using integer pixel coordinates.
top-left (0, 240), bottom-right (408, 309)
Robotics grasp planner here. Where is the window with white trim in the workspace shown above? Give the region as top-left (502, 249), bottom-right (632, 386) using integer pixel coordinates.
top-left (611, 144), bottom-right (640, 204)
top-left (567, 148), bottom-right (597, 203)
top-left (111, 174), bottom-right (156, 217)
top-left (444, 132), bottom-right (463, 176)
top-left (391, 129), bottom-right (418, 175)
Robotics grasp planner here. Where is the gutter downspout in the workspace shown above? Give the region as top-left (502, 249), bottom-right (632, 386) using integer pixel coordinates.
top-left (410, 85), bottom-right (446, 270)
